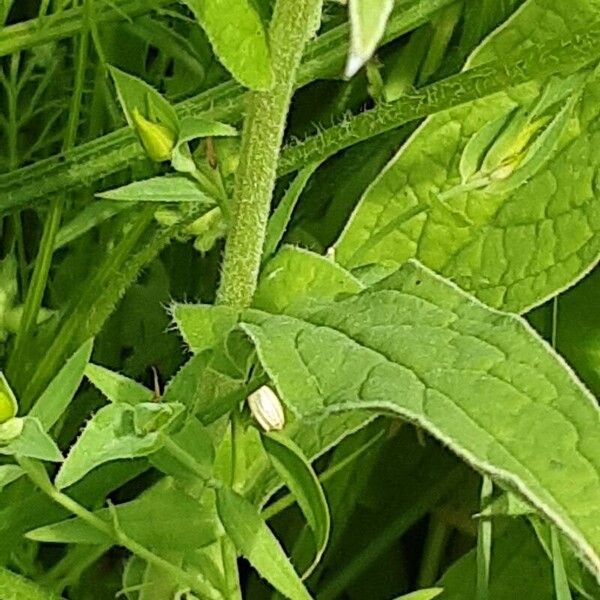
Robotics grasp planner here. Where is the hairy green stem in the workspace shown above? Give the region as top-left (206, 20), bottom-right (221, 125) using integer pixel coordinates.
top-left (216, 0), bottom-right (323, 308)
top-left (278, 23), bottom-right (600, 175)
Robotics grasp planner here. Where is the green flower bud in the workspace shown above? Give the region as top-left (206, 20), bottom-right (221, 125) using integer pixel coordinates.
top-left (0, 373), bottom-right (18, 425)
top-left (132, 108), bottom-right (176, 162)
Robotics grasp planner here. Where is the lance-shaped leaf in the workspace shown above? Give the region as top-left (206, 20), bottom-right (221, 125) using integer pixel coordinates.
top-left (96, 175), bottom-right (215, 204)
top-left (27, 477), bottom-right (221, 550)
top-left (55, 401), bottom-right (184, 489)
top-left (216, 486), bottom-right (312, 600)
top-left (0, 566), bottom-right (60, 600)
top-left (335, 0), bottom-right (600, 313)
top-left (0, 418), bottom-right (62, 462)
top-left (182, 0), bottom-right (273, 91)
top-left (394, 590), bottom-right (443, 600)
top-left (239, 260), bottom-right (600, 580)
top-left (0, 464), bottom-right (24, 490)
top-left (262, 431), bottom-right (330, 577)
top-left (29, 339), bottom-right (93, 431)
top-left (85, 364), bottom-right (154, 405)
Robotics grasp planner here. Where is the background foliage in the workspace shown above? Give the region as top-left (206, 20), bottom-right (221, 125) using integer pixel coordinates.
top-left (0, 0), bottom-right (599, 599)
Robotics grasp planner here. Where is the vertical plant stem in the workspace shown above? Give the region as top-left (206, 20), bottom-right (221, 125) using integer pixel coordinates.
top-left (476, 476), bottom-right (494, 600)
top-left (417, 515), bottom-right (450, 587)
top-left (216, 0), bottom-right (322, 309)
top-left (8, 0), bottom-right (91, 379)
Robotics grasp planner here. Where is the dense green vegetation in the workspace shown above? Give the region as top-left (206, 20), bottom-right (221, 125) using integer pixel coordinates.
top-left (0, 0), bottom-right (599, 598)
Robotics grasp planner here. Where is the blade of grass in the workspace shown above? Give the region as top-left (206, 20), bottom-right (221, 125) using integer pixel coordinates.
top-left (8, 0), bottom-right (92, 377)
top-left (0, 0), bottom-right (168, 57)
top-left (476, 476), bottom-right (494, 600)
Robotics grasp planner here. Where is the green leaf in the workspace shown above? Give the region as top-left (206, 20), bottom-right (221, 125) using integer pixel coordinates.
top-left (0, 566), bottom-right (61, 600)
top-left (0, 464), bottom-right (24, 490)
top-left (151, 417), bottom-right (215, 481)
top-left (216, 486), bottom-right (312, 600)
top-left (55, 401), bottom-right (184, 489)
top-left (0, 371), bottom-right (18, 423)
top-left (262, 431), bottom-right (330, 578)
top-left (27, 477), bottom-right (221, 550)
top-left (171, 304), bottom-right (239, 354)
top-left (335, 1), bottom-right (600, 312)
top-left (85, 364), bottom-right (154, 405)
top-left (346, 0), bottom-right (394, 77)
top-left (475, 492), bottom-right (534, 519)
top-left (239, 260), bottom-right (600, 579)
top-left (438, 520), bottom-right (555, 599)
top-left (393, 589), bottom-right (443, 600)
top-left (171, 116), bottom-right (237, 174)
top-left (532, 520), bottom-right (600, 599)
top-left (96, 175), bottom-right (215, 204)
top-left (263, 165), bottom-right (319, 261)
top-left (0, 417), bottom-right (63, 462)
top-left (181, 0), bottom-right (273, 91)
top-left (29, 339), bottom-right (93, 431)
top-left (254, 246), bottom-right (364, 316)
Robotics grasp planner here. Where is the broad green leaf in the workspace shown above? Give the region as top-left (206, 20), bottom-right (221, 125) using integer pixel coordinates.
top-left (0, 371), bottom-right (18, 423)
top-left (346, 0), bottom-right (394, 77)
top-left (335, 1), bottom-right (600, 312)
top-left (0, 417), bottom-right (62, 462)
top-left (438, 520), bottom-right (554, 599)
top-left (262, 431), bottom-right (330, 577)
top-left (254, 246), bottom-right (364, 316)
top-left (182, 0), bottom-right (273, 91)
top-left (0, 566), bottom-right (60, 600)
top-left (27, 477), bottom-right (221, 550)
top-left (85, 364), bottom-right (154, 405)
top-left (29, 339), bottom-right (93, 431)
top-left (171, 305), bottom-right (239, 354)
top-left (55, 401), bottom-right (184, 489)
top-left (0, 464), bottom-right (24, 490)
top-left (239, 260), bottom-right (600, 579)
top-left (96, 175), bottom-right (215, 204)
top-left (216, 486), bottom-right (312, 600)
top-left (263, 165), bottom-right (319, 261)
top-left (393, 589), bottom-right (443, 600)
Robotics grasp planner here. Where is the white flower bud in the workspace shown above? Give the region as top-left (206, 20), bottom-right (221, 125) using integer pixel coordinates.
top-left (248, 386), bottom-right (285, 432)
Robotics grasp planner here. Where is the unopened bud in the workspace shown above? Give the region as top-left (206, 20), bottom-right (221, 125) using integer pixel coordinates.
top-left (0, 417), bottom-right (23, 442)
top-left (132, 108), bottom-right (176, 162)
top-left (0, 373), bottom-right (18, 424)
top-left (248, 386), bottom-right (285, 432)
